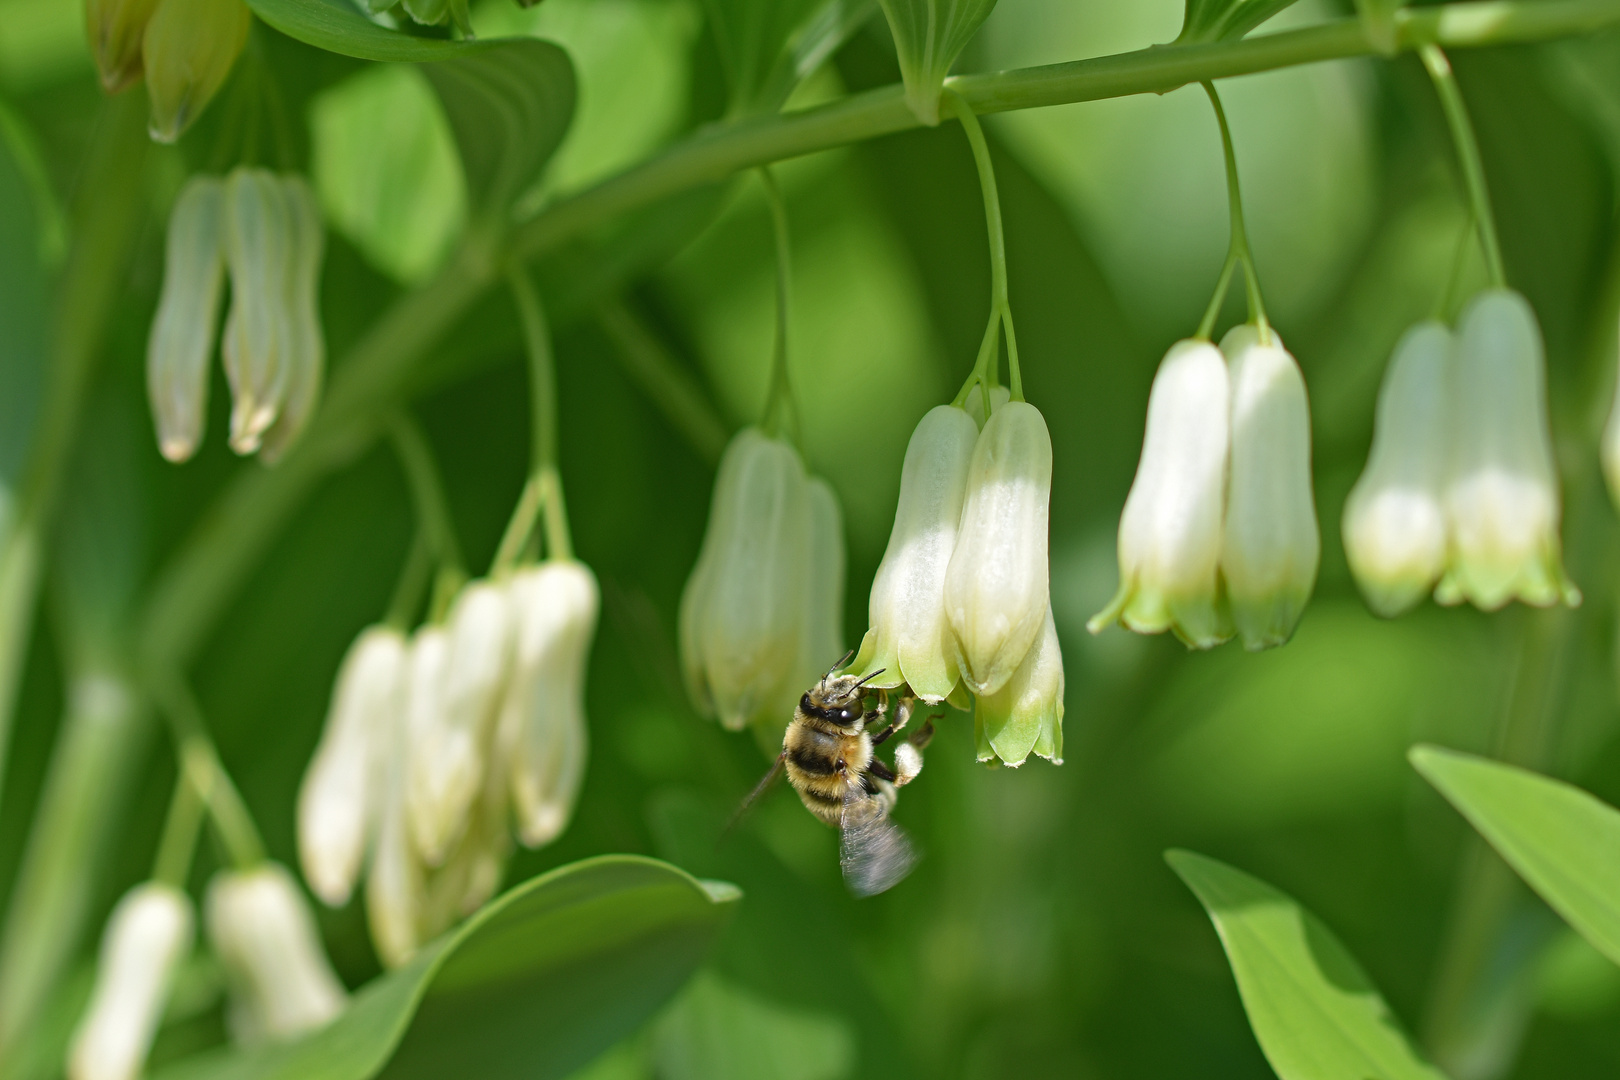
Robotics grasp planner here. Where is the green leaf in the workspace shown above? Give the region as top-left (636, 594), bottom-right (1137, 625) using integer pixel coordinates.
top-left (1176, 0), bottom-right (1302, 44)
top-left (1411, 745), bottom-right (1620, 968)
top-left (246, 0), bottom-right (574, 214)
top-left (152, 856), bottom-right (740, 1080)
top-left (876, 0), bottom-right (998, 125)
top-left (1166, 849), bottom-right (1450, 1080)
top-left (651, 970), bottom-right (855, 1080)
top-left (702, 0), bottom-right (875, 115)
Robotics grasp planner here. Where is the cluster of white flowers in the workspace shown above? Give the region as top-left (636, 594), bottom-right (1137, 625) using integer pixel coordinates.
top-left (68, 866), bottom-right (347, 1080)
top-left (87, 0), bottom-right (250, 141)
top-left (1345, 288), bottom-right (1578, 614)
top-left (679, 428), bottom-right (845, 736)
top-left (298, 559), bottom-right (599, 968)
top-left (1091, 324), bottom-right (1319, 651)
top-left (853, 396), bottom-right (1062, 767)
top-left (148, 168), bottom-right (326, 464)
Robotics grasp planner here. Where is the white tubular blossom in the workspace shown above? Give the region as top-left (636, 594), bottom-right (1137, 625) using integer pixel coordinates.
top-left (1090, 339), bottom-right (1231, 648)
top-left (944, 401), bottom-right (1053, 697)
top-left (68, 883), bottom-right (193, 1080)
top-left (221, 168), bottom-right (296, 454)
top-left (297, 625), bottom-right (407, 908)
top-left (367, 676), bottom-right (423, 970)
top-left (678, 428), bottom-right (812, 731)
top-left (504, 560), bottom-right (599, 849)
top-left (409, 582), bottom-right (511, 865)
top-left (260, 176), bottom-right (326, 464)
top-left (1439, 289), bottom-right (1578, 610)
top-left (1219, 324), bottom-right (1320, 650)
top-left (854, 405), bottom-right (977, 702)
top-left (147, 176), bottom-right (226, 464)
top-left (206, 863), bottom-right (346, 1044)
top-left (975, 606), bottom-right (1064, 767)
top-left (963, 383), bottom-right (1010, 429)
top-left (1343, 321), bottom-right (1453, 618)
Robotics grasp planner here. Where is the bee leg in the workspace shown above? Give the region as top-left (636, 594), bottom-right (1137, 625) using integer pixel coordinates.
top-left (867, 758), bottom-right (898, 783)
top-left (891, 720), bottom-right (935, 787)
top-left (868, 696), bottom-right (915, 747)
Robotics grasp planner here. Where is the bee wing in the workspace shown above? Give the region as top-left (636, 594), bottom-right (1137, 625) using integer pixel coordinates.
top-left (839, 780), bottom-right (916, 897)
top-left (722, 753), bottom-right (787, 838)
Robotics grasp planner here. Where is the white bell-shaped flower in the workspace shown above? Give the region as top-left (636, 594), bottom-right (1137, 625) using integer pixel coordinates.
top-left (409, 581), bottom-right (511, 865)
top-left (944, 401), bottom-right (1052, 696)
top-left (367, 676), bottom-right (424, 970)
top-left (504, 559), bottom-right (598, 849)
top-left (205, 863), bottom-right (346, 1044)
top-left (854, 405), bottom-right (977, 701)
top-left (1090, 339), bottom-right (1231, 648)
top-left (1220, 324), bottom-right (1319, 649)
top-left (297, 625), bottom-right (406, 908)
top-left (260, 176), bottom-right (325, 464)
top-left (147, 176), bottom-right (226, 464)
top-left (67, 883), bottom-right (193, 1080)
top-left (1439, 289), bottom-right (1578, 610)
top-left (1343, 321), bottom-right (1452, 618)
top-left (221, 169), bottom-right (296, 453)
top-left (963, 383), bottom-right (1010, 429)
top-left (678, 428), bottom-right (811, 731)
top-left (975, 607), bottom-right (1064, 767)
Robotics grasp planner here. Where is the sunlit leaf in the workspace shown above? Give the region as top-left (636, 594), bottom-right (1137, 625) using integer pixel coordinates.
top-left (1176, 0), bottom-right (1302, 44)
top-left (702, 0), bottom-right (875, 115)
top-left (1411, 745), bottom-right (1620, 968)
top-left (246, 0), bottom-right (574, 215)
top-left (876, 0), bottom-right (998, 125)
top-left (151, 856), bottom-right (740, 1080)
top-left (1166, 849), bottom-right (1450, 1080)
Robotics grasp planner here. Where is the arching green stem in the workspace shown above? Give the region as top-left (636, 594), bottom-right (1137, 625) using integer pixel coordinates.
top-left (506, 268), bottom-right (574, 565)
top-left (1420, 45), bottom-right (1506, 287)
top-left (389, 413), bottom-right (464, 577)
top-left (152, 767), bottom-right (205, 888)
top-left (757, 167), bottom-right (803, 446)
top-left (945, 88), bottom-right (1023, 404)
top-left (1200, 82), bottom-right (1271, 342)
top-left (150, 672), bottom-right (265, 870)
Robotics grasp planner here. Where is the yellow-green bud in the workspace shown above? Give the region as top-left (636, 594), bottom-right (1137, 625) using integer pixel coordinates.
top-left (85, 0), bottom-right (160, 93)
top-left (147, 175), bottom-right (226, 463)
top-left (142, 0), bottom-right (250, 144)
top-left (975, 607), bottom-right (1064, 767)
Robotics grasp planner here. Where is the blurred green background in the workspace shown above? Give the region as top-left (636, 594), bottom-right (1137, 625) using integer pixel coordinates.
top-left (6, 0), bottom-right (1620, 1076)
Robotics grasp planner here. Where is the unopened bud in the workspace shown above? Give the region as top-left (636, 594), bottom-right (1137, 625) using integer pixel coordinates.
top-left (409, 582), bottom-right (510, 865)
top-left (142, 0), bottom-right (250, 143)
top-left (86, 0), bottom-right (160, 93)
top-left (855, 405), bottom-right (977, 701)
top-left (1220, 324), bottom-right (1319, 649)
top-left (259, 177), bottom-right (326, 464)
top-left (1090, 340), bottom-right (1231, 648)
top-left (206, 863), bottom-right (346, 1044)
top-left (68, 883), bottom-right (192, 1080)
top-left (1438, 289), bottom-right (1578, 609)
top-left (147, 175), bottom-right (226, 463)
top-left (1343, 321), bottom-right (1452, 617)
top-left (221, 169), bottom-right (296, 454)
top-left (944, 401), bottom-right (1052, 696)
top-left (975, 607), bottom-right (1064, 767)
top-left (366, 678), bottom-right (423, 970)
top-left (297, 626), bottom-right (406, 908)
top-left (504, 560), bottom-right (598, 849)
top-left (679, 429), bottom-right (811, 730)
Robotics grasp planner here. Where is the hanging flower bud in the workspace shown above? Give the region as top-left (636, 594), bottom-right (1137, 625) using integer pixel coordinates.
top-left (367, 663), bottom-right (423, 970)
top-left (1089, 340), bottom-right (1231, 648)
top-left (1220, 324), bottom-right (1319, 649)
top-left (297, 625), bottom-right (406, 908)
top-left (86, 0), bottom-right (160, 93)
top-left (409, 581), bottom-right (510, 865)
top-left (854, 405), bottom-right (977, 701)
top-left (141, 0), bottom-right (250, 144)
top-left (678, 428), bottom-right (812, 731)
top-left (206, 863), bottom-right (346, 1045)
top-left (504, 560), bottom-right (598, 849)
top-left (1342, 321), bottom-right (1452, 618)
top-left (975, 608), bottom-right (1064, 767)
top-left (260, 177), bottom-right (326, 464)
top-left (1438, 289), bottom-right (1578, 610)
top-left (962, 383), bottom-right (1010, 430)
top-left (944, 401), bottom-right (1052, 697)
top-left (221, 169), bottom-right (297, 454)
top-left (147, 176), bottom-right (226, 463)
top-left (67, 883), bottom-right (192, 1080)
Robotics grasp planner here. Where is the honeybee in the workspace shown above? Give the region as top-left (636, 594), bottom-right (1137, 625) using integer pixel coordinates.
top-left (739, 661), bottom-right (935, 896)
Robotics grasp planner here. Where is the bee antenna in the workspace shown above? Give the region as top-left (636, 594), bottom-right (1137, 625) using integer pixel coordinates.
top-left (825, 649), bottom-right (856, 678)
top-left (852, 669), bottom-right (886, 691)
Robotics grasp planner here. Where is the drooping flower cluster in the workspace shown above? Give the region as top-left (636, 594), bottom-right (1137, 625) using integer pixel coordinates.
top-left (86, 0), bottom-right (250, 141)
top-left (298, 561), bottom-right (598, 967)
top-left (1091, 324), bottom-right (1320, 651)
top-left (854, 399), bottom-right (1063, 766)
top-left (148, 168), bottom-right (326, 464)
top-left (1345, 288), bottom-right (1578, 614)
top-left (679, 428), bottom-right (845, 737)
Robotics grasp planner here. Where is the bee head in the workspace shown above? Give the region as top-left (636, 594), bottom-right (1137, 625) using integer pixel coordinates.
top-left (802, 668), bottom-right (883, 728)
